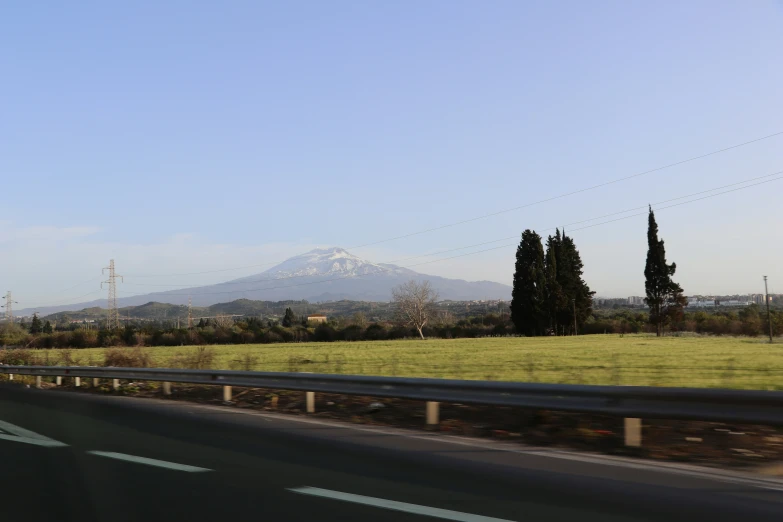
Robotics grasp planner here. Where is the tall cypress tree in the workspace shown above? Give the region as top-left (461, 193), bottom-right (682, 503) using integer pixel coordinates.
top-left (282, 307), bottom-right (297, 328)
top-left (555, 231), bottom-right (594, 334)
top-left (644, 207), bottom-right (685, 336)
top-left (511, 230), bottom-right (547, 336)
top-left (30, 312), bottom-right (43, 334)
top-left (544, 231), bottom-right (564, 335)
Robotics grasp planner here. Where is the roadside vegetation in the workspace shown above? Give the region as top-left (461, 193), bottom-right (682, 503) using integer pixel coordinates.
top-left (2, 334), bottom-right (782, 390)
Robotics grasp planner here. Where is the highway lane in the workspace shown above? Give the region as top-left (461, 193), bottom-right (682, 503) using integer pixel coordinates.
top-left (1, 384), bottom-right (782, 522)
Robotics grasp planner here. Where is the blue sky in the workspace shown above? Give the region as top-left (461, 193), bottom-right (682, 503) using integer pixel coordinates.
top-left (1, 1), bottom-right (782, 308)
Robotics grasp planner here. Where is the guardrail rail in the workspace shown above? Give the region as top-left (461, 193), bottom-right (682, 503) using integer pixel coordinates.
top-left (2, 364), bottom-right (782, 447)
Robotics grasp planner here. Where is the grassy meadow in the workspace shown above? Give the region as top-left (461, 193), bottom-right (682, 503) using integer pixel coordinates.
top-left (15, 334), bottom-right (783, 390)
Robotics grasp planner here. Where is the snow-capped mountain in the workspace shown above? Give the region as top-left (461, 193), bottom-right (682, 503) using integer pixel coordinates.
top-left (231, 247), bottom-right (413, 281)
top-left (22, 247), bottom-right (512, 314)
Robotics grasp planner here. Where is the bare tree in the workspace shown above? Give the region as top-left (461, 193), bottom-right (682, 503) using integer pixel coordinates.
top-left (352, 311), bottom-right (368, 328)
top-left (392, 280), bottom-right (439, 339)
top-left (213, 314), bottom-right (234, 329)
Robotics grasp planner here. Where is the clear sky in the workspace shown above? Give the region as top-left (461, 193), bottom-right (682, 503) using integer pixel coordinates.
top-left (2, 1), bottom-right (782, 309)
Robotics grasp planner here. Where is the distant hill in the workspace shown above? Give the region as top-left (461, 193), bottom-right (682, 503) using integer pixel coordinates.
top-left (25, 247), bottom-right (512, 316)
top-left (43, 298), bottom-right (507, 324)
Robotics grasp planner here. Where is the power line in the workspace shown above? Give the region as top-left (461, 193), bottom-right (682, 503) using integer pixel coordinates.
top-left (114, 170), bottom-right (783, 300)
top-left (123, 130), bottom-right (783, 279)
top-left (48, 277), bottom-right (103, 295)
top-left (39, 289), bottom-right (104, 308)
top-left (120, 169), bottom-right (783, 288)
top-left (346, 130), bottom-right (783, 250)
top-left (407, 173), bottom-right (783, 269)
top-left (387, 169), bottom-right (783, 265)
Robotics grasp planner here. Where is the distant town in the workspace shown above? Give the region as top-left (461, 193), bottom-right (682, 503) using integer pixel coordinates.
top-left (596, 294), bottom-right (779, 309)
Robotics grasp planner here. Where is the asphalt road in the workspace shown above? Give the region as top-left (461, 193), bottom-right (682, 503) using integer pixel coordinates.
top-left (1, 384), bottom-right (782, 522)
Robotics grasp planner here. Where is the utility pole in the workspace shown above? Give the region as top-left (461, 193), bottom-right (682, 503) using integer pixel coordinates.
top-left (188, 297), bottom-right (193, 329)
top-left (102, 259), bottom-right (124, 330)
top-left (764, 276), bottom-right (773, 343)
top-left (572, 298), bottom-right (578, 335)
top-left (2, 291), bottom-right (18, 323)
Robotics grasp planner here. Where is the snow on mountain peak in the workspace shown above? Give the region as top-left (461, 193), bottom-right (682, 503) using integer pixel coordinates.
top-left (258, 247), bottom-right (404, 278)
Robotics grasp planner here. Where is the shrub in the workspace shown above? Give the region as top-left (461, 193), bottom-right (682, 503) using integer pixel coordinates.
top-left (270, 325), bottom-right (294, 342)
top-left (70, 329), bottom-right (99, 349)
top-left (104, 347), bottom-right (153, 368)
top-left (313, 323), bottom-right (336, 342)
top-left (342, 324), bottom-right (364, 341)
top-left (170, 346), bottom-right (215, 370)
top-left (57, 349), bottom-right (79, 366)
top-left (229, 352), bottom-right (260, 371)
top-left (364, 323), bottom-right (387, 341)
top-left (0, 324), bottom-right (30, 347)
top-left (262, 331), bottom-right (284, 344)
top-left (0, 348), bottom-right (38, 366)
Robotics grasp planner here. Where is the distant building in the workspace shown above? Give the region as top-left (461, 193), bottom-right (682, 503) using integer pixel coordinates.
top-left (687, 298), bottom-right (716, 308)
top-left (307, 314), bottom-right (327, 324)
top-left (716, 300), bottom-right (751, 307)
top-left (627, 296), bottom-right (645, 306)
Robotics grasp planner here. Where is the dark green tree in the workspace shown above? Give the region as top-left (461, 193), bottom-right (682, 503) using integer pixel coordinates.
top-left (43, 320), bottom-right (53, 334)
top-left (510, 230), bottom-right (548, 336)
top-left (644, 207), bottom-right (685, 336)
top-left (555, 231), bottom-right (594, 334)
top-left (282, 307), bottom-right (297, 328)
top-left (544, 231), bottom-right (565, 334)
top-left (30, 313), bottom-right (43, 334)
top-left (197, 318), bottom-right (206, 328)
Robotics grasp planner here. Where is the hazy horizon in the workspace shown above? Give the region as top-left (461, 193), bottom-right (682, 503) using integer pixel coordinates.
top-left (2, 1), bottom-right (782, 309)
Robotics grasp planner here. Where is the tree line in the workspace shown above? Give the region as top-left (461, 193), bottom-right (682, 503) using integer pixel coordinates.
top-left (1, 304), bottom-right (778, 350)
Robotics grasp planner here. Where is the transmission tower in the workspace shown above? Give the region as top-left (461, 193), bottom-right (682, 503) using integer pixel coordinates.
top-left (188, 297), bottom-right (193, 329)
top-left (2, 291), bottom-right (18, 323)
top-left (102, 259), bottom-right (124, 330)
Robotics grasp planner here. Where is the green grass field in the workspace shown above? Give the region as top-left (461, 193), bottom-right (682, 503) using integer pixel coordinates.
top-left (28, 334), bottom-right (783, 390)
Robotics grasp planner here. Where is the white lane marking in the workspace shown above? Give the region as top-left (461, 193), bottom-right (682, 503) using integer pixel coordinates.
top-left (0, 420), bottom-right (68, 447)
top-left (289, 486), bottom-right (516, 522)
top-left (86, 451), bottom-right (212, 472)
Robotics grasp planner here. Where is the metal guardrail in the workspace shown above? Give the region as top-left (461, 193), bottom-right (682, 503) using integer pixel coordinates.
top-left (1, 365), bottom-right (783, 428)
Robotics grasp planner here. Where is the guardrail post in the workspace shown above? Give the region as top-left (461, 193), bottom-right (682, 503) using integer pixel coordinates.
top-left (624, 417), bottom-right (642, 447)
top-left (92, 378), bottom-right (99, 388)
top-left (223, 385), bottom-right (232, 402)
top-left (306, 391), bottom-right (315, 413)
top-left (112, 379), bottom-right (120, 391)
top-left (8, 374), bottom-right (12, 380)
top-left (55, 376), bottom-right (62, 386)
top-left (426, 401), bottom-right (440, 426)
top-left (74, 377), bottom-right (81, 387)
top-left (35, 376), bottom-right (42, 389)
top-left (163, 382), bottom-right (172, 395)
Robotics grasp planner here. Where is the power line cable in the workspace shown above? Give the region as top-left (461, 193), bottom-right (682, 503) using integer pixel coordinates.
top-left (346, 130), bottom-right (783, 249)
top-left (121, 169), bottom-right (783, 288)
top-left (407, 173), bottom-right (783, 269)
top-left (114, 171), bottom-right (783, 299)
top-left (33, 289), bottom-right (105, 308)
top-left (124, 130), bottom-right (783, 278)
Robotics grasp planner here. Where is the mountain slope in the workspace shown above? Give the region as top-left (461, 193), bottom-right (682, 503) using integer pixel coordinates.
top-left (23, 247), bottom-right (511, 315)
